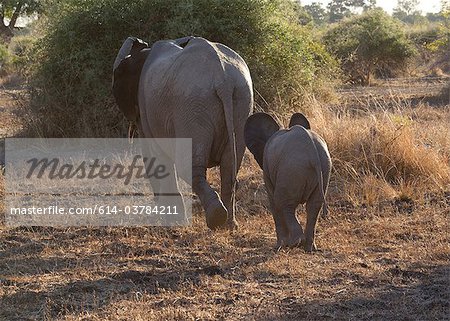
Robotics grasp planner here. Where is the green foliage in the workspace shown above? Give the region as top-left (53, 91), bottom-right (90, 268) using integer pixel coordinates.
top-left (392, 0), bottom-right (425, 24)
top-left (425, 12), bottom-right (447, 23)
top-left (29, 0), bottom-right (337, 137)
top-left (0, 42), bottom-right (10, 72)
top-left (0, 0), bottom-right (41, 26)
top-left (304, 2), bottom-right (328, 25)
top-left (327, 0), bottom-right (375, 23)
top-left (408, 22), bottom-right (449, 55)
top-left (426, 31), bottom-right (449, 52)
top-left (0, 0), bottom-right (41, 16)
top-left (323, 9), bottom-right (417, 85)
top-left (327, 0), bottom-right (352, 23)
top-left (409, 24), bottom-right (442, 47)
top-left (8, 35), bottom-right (35, 73)
top-left (294, 6), bottom-right (313, 25)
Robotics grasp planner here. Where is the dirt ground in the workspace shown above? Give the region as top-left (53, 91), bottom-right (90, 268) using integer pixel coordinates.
top-left (0, 77), bottom-right (449, 320)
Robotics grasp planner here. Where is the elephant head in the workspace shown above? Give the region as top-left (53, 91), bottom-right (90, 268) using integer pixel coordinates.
top-left (112, 37), bottom-right (150, 122)
top-left (112, 36), bottom-right (196, 122)
top-left (243, 113), bottom-right (280, 168)
top-left (244, 113), bottom-right (314, 169)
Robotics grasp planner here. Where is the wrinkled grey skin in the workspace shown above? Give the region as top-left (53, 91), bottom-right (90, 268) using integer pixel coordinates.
top-left (244, 113), bottom-right (331, 252)
top-left (113, 36), bottom-right (253, 230)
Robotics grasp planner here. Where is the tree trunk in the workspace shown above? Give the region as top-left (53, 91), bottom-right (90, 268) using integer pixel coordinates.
top-left (9, 2), bottom-right (24, 29)
top-left (0, 24), bottom-right (13, 42)
top-left (0, 2), bottom-right (21, 43)
top-left (0, 5), bottom-right (5, 28)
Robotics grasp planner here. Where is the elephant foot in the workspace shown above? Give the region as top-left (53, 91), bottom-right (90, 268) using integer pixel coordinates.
top-left (227, 218), bottom-right (239, 231)
top-left (286, 226), bottom-right (306, 248)
top-left (287, 233), bottom-right (305, 248)
top-left (205, 200), bottom-right (228, 230)
top-left (304, 240), bottom-right (317, 253)
top-left (274, 235), bottom-right (289, 250)
top-left (274, 241), bottom-right (284, 251)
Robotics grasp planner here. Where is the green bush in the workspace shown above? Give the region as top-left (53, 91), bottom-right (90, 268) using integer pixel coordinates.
top-left (0, 43), bottom-right (12, 75)
top-left (8, 35), bottom-right (36, 75)
top-left (408, 24), bottom-right (442, 48)
top-left (29, 0), bottom-right (337, 137)
top-left (323, 9), bottom-right (416, 85)
top-left (0, 36), bottom-right (36, 76)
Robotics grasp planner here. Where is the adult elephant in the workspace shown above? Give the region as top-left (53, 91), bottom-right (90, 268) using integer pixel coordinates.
top-left (112, 36), bottom-right (253, 230)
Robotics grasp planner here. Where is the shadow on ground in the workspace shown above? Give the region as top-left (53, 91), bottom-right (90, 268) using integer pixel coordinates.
top-left (0, 226), bottom-right (276, 320)
top-left (258, 264), bottom-right (449, 320)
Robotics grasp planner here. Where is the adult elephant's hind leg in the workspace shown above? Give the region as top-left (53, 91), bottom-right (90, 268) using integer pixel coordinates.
top-left (220, 154), bottom-right (237, 230)
top-left (141, 142), bottom-right (186, 225)
top-left (178, 121), bottom-right (226, 229)
top-left (140, 142), bottom-right (161, 198)
top-left (220, 138), bottom-right (245, 230)
top-left (193, 165), bottom-right (227, 229)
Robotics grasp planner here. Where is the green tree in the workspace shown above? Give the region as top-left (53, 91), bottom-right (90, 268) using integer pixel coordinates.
top-left (424, 0), bottom-right (449, 53)
top-left (425, 12), bottom-right (446, 23)
top-left (350, 0), bottom-right (376, 11)
top-left (443, 0), bottom-right (450, 12)
top-left (0, 0), bottom-right (41, 39)
top-left (327, 0), bottom-right (376, 23)
top-left (324, 9), bottom-right (416, 85)
top-left (327, 0), bottom-right (351, 22)
top-left (296, 6), bottom-right (313, 25)
top-left (304, 2), bottom-right (327, 25)
top-left (394, 0), bottom-right (420, 16)
top-left (393, 0), bottom-right (424, 24)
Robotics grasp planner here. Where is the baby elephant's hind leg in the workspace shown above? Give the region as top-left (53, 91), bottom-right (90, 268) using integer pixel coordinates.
top-left (268, 198), bottom-right (288, 249)
top-left (272, 211), bottom-right (289, 249)
top-left (282, 206), bottom-right (304, 247)
top-left (274, 192), bottom-right (303, 247)
top-left (266, 180), bottom-right (289, 248)
top-left (304, 190), bottom-right (324, 252)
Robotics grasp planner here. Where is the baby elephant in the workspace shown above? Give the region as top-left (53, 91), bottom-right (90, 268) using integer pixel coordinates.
top-left (244, 113), bottom-right (331, 252)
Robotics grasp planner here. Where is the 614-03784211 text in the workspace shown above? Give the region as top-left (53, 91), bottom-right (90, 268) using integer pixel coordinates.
top-left (9, 205), bottom-right (180, 216)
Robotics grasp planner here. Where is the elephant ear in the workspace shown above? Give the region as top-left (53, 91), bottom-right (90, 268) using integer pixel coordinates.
top-left (112, 37), bottom-right (150, 121)
top-left (113, 37), bottom-right (148, 72)
top-left (289, 113), bottom-right (311, 130)
top-left (244, 113), bottom-right (280, 169)
top-left (171, 36), bottom-right (194, 48)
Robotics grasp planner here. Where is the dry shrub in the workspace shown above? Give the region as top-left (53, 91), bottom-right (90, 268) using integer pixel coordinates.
top-left (337, 115), bottom-right (447, 201)
top-left (344, 173), bottom-right (397, 206)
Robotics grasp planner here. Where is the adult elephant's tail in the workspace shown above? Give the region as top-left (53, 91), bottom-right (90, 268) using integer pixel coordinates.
top-left (216, 82), bottom-right (237, 205)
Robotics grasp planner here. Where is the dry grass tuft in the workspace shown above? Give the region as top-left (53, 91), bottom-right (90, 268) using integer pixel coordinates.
top-left (275, 83), bottom-right (450, 206)
top-left (327, 111), bottom-right (449, 199)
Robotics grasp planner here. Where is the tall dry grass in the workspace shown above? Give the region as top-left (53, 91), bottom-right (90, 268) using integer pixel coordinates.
top-left (263, 92), bottom-right (450, 206)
